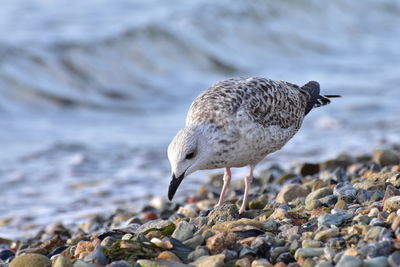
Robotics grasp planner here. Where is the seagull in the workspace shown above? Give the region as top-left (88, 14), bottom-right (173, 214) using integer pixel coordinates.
top-left (167, 77), bottom-right (340, 214)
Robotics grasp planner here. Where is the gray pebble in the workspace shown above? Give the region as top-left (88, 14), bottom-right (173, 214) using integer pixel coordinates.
top-left (363, 256), bottom-right (388, 267)
top-left (336, 255), bottom-right (363, 267)
top-left (388, 251), bottom-right (400, 267)
top-left (317, 213), bottom-right (353, 227)
top-left (187, 246), bottom-right (209, 261)
top-left (171, 221), bottom-right (194, 242)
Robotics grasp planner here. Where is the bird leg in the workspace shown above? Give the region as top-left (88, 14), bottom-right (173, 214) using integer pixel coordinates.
top-left (216, 167), bottom-right (231, 206)
top-left (239, 167), bottom-right (254, 214)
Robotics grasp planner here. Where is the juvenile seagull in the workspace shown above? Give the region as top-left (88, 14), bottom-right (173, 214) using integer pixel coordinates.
top-left (167, 77), bottom-right (339, 213)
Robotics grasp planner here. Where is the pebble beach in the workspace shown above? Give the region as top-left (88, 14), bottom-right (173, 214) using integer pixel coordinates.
top-left (2, 146), bottom-right (400, 267)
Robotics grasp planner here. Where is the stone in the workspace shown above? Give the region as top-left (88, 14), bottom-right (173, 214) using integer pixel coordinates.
top-left (249, 194), bottom-right (269, 209)
top-left (314, 228), bottom-right (339, 241)
top-left (108, 260), bottom-right (131, 267)
top-left (136, 259), bottom-right (189, 267)
top-left (335, 255), bottom-right (362, 267)
top-left (206, 231), bottom-right (237, 254)
top-left (334, 197), bottom-right (348, 209)
top-left (74, 241), bottom-right (95, 259)
top-left (10, 253), bottom-right (51, 267)
top-left (52, 255), bottom-right (73, 267)
top-left (220, 249), bottom-right (237, 262)
top-left (183, 234), bottom-right (205, 249)
top-left (251, 259), bottom-right (273, 267)
top-left (261, 219), bottom-right (278, 232)
top-left (299, 163), bottom-right (320, 176)
top-left (0, 249), bottom-right (15, 261)
top-left (212, 218), bottom-right (263, 231)
top-left (315, 261), bottom-right (333, 267)
top-left (317, 213), bottom-right (353, 227)
top-left (388, 251), bottom-right (400, 267)
top-left (235, 257), bottom-right (251, 267)
top-left (270, 208), bottom-right (288, 220)
top-left (276, 184), bottom-right (309, 204)
top-left (334, 183), bottom-right (357, 200)
top-left (364, 226), bottom-right (391, 241)
top-left (192, 254), bottom-right (225, 267)
top-left (207, 203), bottom-right (239, 226)
top-left (188, 247), bottom-right (210, 261)
top-left (83, 246), bottom-right (107, 266)
top-left (305, 188), bottom-right (333, 210)
top-left (72, 260), bottom-right (91, 267)
top-left (157, 251), bottom-right (182, 262)
top-left (373, 150), bottom-right (400, 166)
top-left (294, 248), bottom-right (324, 260)
top-left (383, 185), bottom-right (400, 201)
top-left (239, 247), bottom-right (257, 258)
top-left (177, 204), bottom-right (198, 217)
top-left (172, 221), bottom-right (194, 242)
top-left (301, 240), bottom-right (322, 248)
top-left (363, 256), bottom-right (388, 267)
top-left (384, 196), bottom-right (400, 212)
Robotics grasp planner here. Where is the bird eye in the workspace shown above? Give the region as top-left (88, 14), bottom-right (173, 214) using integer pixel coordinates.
top-left (185, 152), bottom-right (194, 160)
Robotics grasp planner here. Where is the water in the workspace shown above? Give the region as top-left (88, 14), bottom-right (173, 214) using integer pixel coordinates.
top-left (1, 0), bottom-right (400, 238)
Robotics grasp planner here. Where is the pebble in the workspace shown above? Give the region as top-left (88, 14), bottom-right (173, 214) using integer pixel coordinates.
top-left (9, 253), bottom-right (52, 267)
top-left (251, 258), bottom-right (273, 267)
top-left (383, 196), bottom-right (400, 212)
top-left (192, 254), bottom-right (225, 267)
top-left (335, 255), bottom-right (363, 267)
top-left (53, 255), bottom-right (73, 267)
top-left (0, 249), bottom-right (15, 261)
top-left (314, 228), bottom-right (339, 241)
top-left (363, 256), bottom-right (388, 267)
top-left (388, 251), bottom-right (400, 267)
top-left (373, 150), bottom-right (400, 166)
top-left (74, 241), bottom-right (94, 258)
top-left (83, 246), bottom-right (108, 265)
top-left (301, 240), bottom-right (322, 248)
top-left (108, 260), bottom-right (131, 267)
top-left (188, 246), bottom-right (210, 261)
top-left (207, 203), bottom-right (239, 226)
top-left (275, 184), bottom-right (309, 204)
top-left (235, 257), bottom-right (251, 267)
top-left (305, 187), bottom-right (333, 210)
top-left (294, 248), bottom-right (324, 260)
top-left (317, 213), bottom-right (353, 227)
top-left (171, 221), bottom-right (194, 242)
top-left (183, 234), bottom-right (205, 249)
top-left (157, 251), bottom-right (182, 262)
top-left (206, 231), bottom-right (237, 254)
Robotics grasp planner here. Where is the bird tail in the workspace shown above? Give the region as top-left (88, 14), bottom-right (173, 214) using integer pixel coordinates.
top-left (301, 81), bottom-right (341, 115)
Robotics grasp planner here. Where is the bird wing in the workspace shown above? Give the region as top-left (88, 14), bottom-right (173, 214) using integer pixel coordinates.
top-left (186, 77), bottom-right (310, 130)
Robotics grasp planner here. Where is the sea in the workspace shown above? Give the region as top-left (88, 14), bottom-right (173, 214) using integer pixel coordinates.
top-left (1, 0), bottom-right (399, 238)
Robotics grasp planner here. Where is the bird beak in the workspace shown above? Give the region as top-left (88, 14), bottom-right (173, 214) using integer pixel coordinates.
top-left (168, 172), bottom-right (185, 201)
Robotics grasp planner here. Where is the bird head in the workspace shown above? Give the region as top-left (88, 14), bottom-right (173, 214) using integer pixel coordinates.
top-left (167, 125), bottom-right (210, 200)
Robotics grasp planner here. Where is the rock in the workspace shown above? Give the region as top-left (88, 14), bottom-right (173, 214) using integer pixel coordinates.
top-left (364, 227), bottom-right (391, 241)
top-left (183, 234), bottom-right (205, 249)
top-left (206, 231), bottom-right (237, 254)
top-left (10, 253), bottom-right (51, 267)
top-left (334, 183), bottom-right (357, 201)
top-left (177, 204), bottom-right (198, 218)
top-left (276, 184), bottom-right (309, 204)
top-left (157, 251), bottom-right (182, 262)
top-left (0, 249), bottom-right (15, 261)
top-left (172, 221), bottom-right (194, 242)
top-left (316, 261), bottom-right (333, 267)
top-left (212, 218), bottom-right (263, 231)
top-left (373, 150), bottom-right (400, 166)
top-left (320, 159), bottom-right (350, 171)
top-left (239, 247), bottom-right (257, 258)
top-left (261, 219), bottom-right (278, 232)
top-left (251, 259), bottom-right (273, 267)
top-left (359, 241), bottom-right (392, 258)
top-left (294, 248), bottom-right (324, 260)
top-left (299, 163), bottom-right (320, 176)
top-left (165, 237), bottom-right (194, 261)
top-left (335, 255), bottom-right (363, 267)
top-left (270, 247), bottom-right (289, 263)
top-left (301, 240), bottom-right (322, 248)
top-left (317, 213), bottom-right (353, 227)
top-left (235, 257), bottom-right (251, 267)
top-left (249, 194), bottom-right (268, 209)
top-left (52, 255), bottom-right (73, 267)
top-left (383, 185), bottom-right (400, 201)
top-left (188, 247), bottom-right (209, 262)
top-left (305, 188), bottom-right (333, 210)
top-left (388, 251), bottom-right (400, 267)
top-left (74, 241), bottom-right (95, 258)
top-left (136, 219), bottom-right (171, 233)
top-left (192, 254), bottom-right (225, 267)
top-left (83, 246), bottom-right (108, 266)
top-left (220, 249), bottom-right (237, 262)
top-left (136, 259), bottom-right (189, 267)
top-left (207, 203), bottom-right (239, 226)
top-left (384, 196), bottom-right (400, 212)
top-left (72, 259), bottom-right (91, 267)
top-left (270, 208), bottom-right (288, 220)
top-left (314, 228), bottom-right (339, 241)
top-left (108, 260), bottom-right (131, 267)
top-left (363, 256), bottom-right (388, 267)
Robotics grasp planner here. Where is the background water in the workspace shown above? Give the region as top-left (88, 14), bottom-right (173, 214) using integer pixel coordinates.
top-left (1, 0), bottom-right (400, 238)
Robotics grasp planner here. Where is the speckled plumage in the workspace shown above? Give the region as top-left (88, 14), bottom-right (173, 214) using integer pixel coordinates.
top-left (186, 77), bottom-right (312, 168)
top-left (167, 76), bottom-right (339, 212)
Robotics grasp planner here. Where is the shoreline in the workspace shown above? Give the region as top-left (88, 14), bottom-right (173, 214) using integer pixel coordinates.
top-left (1, 146), bottom-right (400, 266)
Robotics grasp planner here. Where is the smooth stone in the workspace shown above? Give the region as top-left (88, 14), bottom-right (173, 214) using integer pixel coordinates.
top-left (183, 234), bottom-right (205, 249)
top-left (359, 241), bottom-right (392, 258)
top-left (299, 163), bottom-right (320, 176)
top-left (235, 257), bottom-right (251, 267)
top-left (73, 260), bottom-right (91, 267)
top-left (314, 228), bottom-right (339, 241)
top-left (206, 231), bottom-right (237, 254)
top-left (275, 252), bottom-right (294, 264)
top-left (157, 251), bottom-right (182, 262)
top-left (177, 204), bottom-right (198, 218)
top-left (364, 227), bottom-right (391, 241)
top-left (249, 194), bottom-right (268, 209)
top-left (319, 195), bottom-right (338, 206)
top-left (363, 256), bottom-right (388, 267)
top-left (74, 241), bottom-right (95, 258)
top-left (135, 219), bottom-right (171, 233)
top-left (317, 213), bottom-right (353, 227)
top-left (336, 255), bottom-right (363, 267)
top-left (108, 260), bottom-right (131, 267)
top-left (276, 184), bottom-right (309, 204)
top-left (53, 255), bottom-right (73, 267)
top-left (270, 247), bottom-right (289, 263)
top-left (83, 246), bottom-right (107, 266)
top-left (302, 240), bottom-right (323, 248)
top-left (136, 259), bottom-right (189, 267)
top-left (100, 236), bottom-right (117, 247)
top-left (334, 183), bottom-right (357, 200)
top-left (294, 248), bottom-right (324, 260)
top-left (172, 221), bottom-right (194, 242)
top-left (188, 247), bottom-right (209, 262)
top-left (239, 247), bottom-right (257, 258)
top-left (384, 196), bottom-right (400, 212)
top-left (315, 261), bottom-right (333, 267)
top-left (305, 188), bottom-right (333, 210)
top-left (251, 236), bottom-right (272, 258)
top-left (388, 251), bottom-right (400, 267)
top-left (192, 254), bottom-right (225, 267)
top-left (373, 150), bottom-right (400, 166)
top-left (10, 253), bottom-right (51, 267)
top-left (251, 258), bottom-right (273, 267)
top-left (221, 249), bottom-right (237, 262)
top-left (383, 185), bottom-right (400, 201)
top-left (207, 203), bottom-right (239, 226)
top-left (212, 218), bottom-right (263, 231)
top-left (165, 237), bottom-right (194, 261)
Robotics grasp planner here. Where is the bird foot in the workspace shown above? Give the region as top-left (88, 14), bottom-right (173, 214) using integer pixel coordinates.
top-left (239, 207), bottom-right (246, 214)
